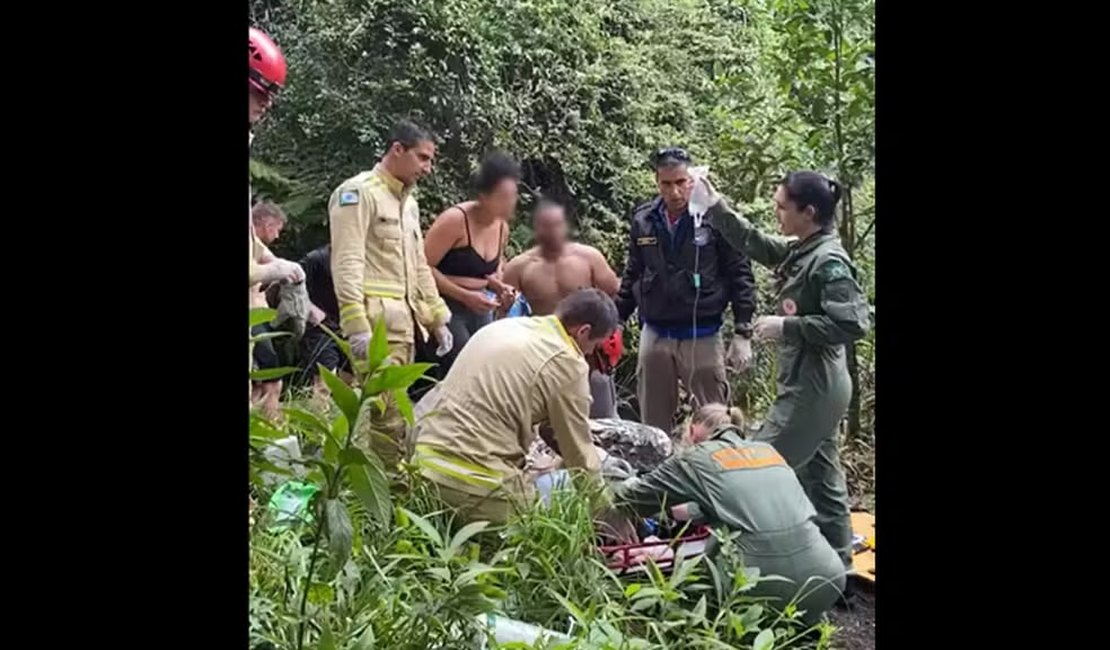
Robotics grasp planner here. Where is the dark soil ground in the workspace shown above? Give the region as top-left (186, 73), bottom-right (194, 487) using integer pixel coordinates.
top-left (828, 584), bottom-right (875, 650)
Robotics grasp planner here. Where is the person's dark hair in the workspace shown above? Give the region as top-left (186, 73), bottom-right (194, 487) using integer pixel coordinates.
top-left (780, 171), bottom-right (842, 228)
top-left (555, 288), bottom-right (620, 340)
top-left (386, 119), bottom-right (435, 152)
top-left (650, 146), bottom-right (693, 172)
top-left (251, 200), bottom-right (286, 224)
top-left (474, 151), bottom-right (521, 194)
top-left (532, 197), bottom-right (565, 219)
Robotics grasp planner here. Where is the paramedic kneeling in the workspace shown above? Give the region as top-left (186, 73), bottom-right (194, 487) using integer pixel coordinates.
top-left (612, 403), bottom-right (846, 624)
top-left (410, 288), bottom-right (619, 525)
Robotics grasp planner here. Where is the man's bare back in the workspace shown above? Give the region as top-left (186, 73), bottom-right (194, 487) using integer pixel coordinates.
top-left (506, 243), bottom-right (617, 316)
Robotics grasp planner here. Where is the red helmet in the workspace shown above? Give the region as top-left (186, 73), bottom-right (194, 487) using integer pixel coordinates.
top-left (249, 27), bottom-right (287, 97)
top-left (599, 329), bottom-right (624, 370)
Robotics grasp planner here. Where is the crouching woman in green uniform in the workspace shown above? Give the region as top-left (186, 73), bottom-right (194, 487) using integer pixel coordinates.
top-left (613, 403), bottom-right (845, 623)
top-left (691, 172), bottom-right (870, 571)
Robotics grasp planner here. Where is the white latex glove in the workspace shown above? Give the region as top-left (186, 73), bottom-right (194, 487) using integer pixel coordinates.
top-left (262, 259), bottom-right (305, 284)
top-left (726, 335), bottom-right (753, 371)
top-left (349, 332), bottom-right (371, 360)
top-left (433, 325), bottom-right (454, 357)
top-left (687, 167), bottom-right (722, 217)
top-left (753, 316), bottom-right (785, 342)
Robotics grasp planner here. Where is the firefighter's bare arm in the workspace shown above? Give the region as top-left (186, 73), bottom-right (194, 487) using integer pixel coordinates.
top-left (542, 357), bottom-right (601, 479)
top-left (329, 186), bottom-right (372, 336)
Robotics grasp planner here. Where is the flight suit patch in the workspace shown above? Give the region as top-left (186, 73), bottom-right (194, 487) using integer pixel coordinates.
top-left (338, 190), bottom-right (359, 206)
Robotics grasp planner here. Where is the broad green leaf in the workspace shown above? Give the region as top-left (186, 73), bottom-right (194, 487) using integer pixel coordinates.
top-left (325, 499), bottom-right (353, 569)
top-left (399, 507), bottom-right (444, 548)
top-left (393, 388), bottom-right (415, 425)
top-left (320, 366), bottom-right (360, 426)
top-left (345, 463), bottom-right (391, 525)
top-left (367, 317), bottom-right (390, 374)
top-left (283, 407), bottom-right (331, 440)
top-left (330, 412), bottom-right (349, 447)
top-left (317, 620), bottom-right (336, 650)
top-left (448, 521), bottom-right (490, 556)
top-left (355, 626), bottom-right (375, 650)
top-left (624, 583), bottom-right (642, 599)
top-left (250, 366), bottom-right (299, 382)
top-left (249, 414), bottom-right (285, 440)
top-left (740, 604), bottom-right (764, 629)
top-left (366, 363), bottom-right (436, 395)
top-left (339, 447), bottom-right (371, 467)
top-left (249, 308), bottom-right (278, 327)
top-left (690, 595), bottom-right (707, 623)
top-left (753, 628), bottom-right (775, 650)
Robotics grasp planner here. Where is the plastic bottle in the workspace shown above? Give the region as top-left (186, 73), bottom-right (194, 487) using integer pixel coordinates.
top-left (475, 613), bottom-right (570, 648)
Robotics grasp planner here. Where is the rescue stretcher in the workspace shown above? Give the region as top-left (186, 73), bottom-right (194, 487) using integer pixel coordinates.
top-left (599, 512), bottom-right (875, 581)
top-left (599, 525), bottom-right (713, 576)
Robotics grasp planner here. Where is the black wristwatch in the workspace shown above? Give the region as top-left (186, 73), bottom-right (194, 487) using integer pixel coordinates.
top-left (735, 322), bottom-right (754, 339)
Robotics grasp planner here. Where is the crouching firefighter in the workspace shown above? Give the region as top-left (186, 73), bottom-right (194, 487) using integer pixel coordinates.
top-left (330, 120), bottom-right (454, 468)
top-left (410, 289), bottom-right (619, 524)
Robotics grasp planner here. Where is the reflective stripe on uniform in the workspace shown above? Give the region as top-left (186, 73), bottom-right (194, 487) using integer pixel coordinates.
top-left (339, 303), bottom-right (367, 326)
top-left (364, 281), bottom-right (405, 299)
top-left (413, 444), bottom-right (503, 490)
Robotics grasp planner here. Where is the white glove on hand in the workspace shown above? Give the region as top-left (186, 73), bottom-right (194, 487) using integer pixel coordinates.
top-left (256, 259), bottom-right (303, 285)
top-left (349, 332), bottom-right (371, 360)
top-left (433, 325), bottom-right (454, 357)
top-left (687, 167), bottom-right (722, 217)
top-left (754, 316), bottom-right (785, 342)
top-left (726, 335), bottom-right (753, 371)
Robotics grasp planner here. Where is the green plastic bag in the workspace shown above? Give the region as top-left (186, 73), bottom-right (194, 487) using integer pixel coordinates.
top-left (267, 481), bottom-right (319, 532)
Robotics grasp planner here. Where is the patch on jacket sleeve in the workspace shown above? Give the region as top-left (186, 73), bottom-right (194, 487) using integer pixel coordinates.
top-left (338, 190), bottom-right (359, 206)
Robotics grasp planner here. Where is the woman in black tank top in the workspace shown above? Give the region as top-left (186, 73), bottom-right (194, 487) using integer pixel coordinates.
top-left (422, 152), bottom-right (520, 374)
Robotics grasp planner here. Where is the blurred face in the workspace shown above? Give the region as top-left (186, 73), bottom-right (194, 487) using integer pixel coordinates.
top-left (254, 216), bottom-right (285, 245)
top-left (249, 85), bottom-right (274, 125)
top-left (479, 177), bottom-right (519, 221)
top-left (772, 185), bottom-right (816, 237)
top-left (656, 164), bottom-right (693, 216)
top-left (568, 324), bottom-right (611, 356)
top-left (389, 140), bottom-right (437, 186)
top-left (533, 204), bottom-right (568, 251)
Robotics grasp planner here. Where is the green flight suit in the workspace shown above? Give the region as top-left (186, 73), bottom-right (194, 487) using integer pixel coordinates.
top-left (705, 199), bottom-right (871, 568)
top-left (614, 426), bottom-right (845, 624)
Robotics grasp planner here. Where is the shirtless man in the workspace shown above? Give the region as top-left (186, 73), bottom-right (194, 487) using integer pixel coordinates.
top-left (503, 200), bottom-right (622, 417)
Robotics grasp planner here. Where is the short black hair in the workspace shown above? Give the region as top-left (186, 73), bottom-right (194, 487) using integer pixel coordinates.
top-left (650, 146), bottom-right (693, 171)
top-left (555, 288), bottom-right (620, 340)
top-left (386, 119), bottom-right (435, 152)
top-left (780, 171), bottom-right (842, 229)
top-left (532, 197), bottom-right (565, 219)
top-left (474, 151), bottom-right (521, 194)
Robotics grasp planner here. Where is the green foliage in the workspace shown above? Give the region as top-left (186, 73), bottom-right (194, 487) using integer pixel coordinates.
top-left (249, 1), bottom-right (875, 643)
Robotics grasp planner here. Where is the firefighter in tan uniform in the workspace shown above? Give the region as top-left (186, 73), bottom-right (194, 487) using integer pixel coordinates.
top-left (330, 120), bottom-right (454, 467)
top-left (410, 288), bottom-right (620, 524)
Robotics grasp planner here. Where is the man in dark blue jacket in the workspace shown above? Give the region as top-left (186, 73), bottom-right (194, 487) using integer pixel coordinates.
top-left (615, 148), bottom-right (756, 433)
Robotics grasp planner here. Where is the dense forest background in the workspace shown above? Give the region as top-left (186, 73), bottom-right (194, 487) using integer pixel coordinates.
top-left (249, 0), bottom-right (874, 505)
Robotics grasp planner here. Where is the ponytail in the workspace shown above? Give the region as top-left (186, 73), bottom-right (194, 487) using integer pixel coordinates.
top-left (728, 407), bottom-right (746, 430)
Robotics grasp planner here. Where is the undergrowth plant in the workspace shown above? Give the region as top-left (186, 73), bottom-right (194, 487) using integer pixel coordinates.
top-left (249, 315), bottom-right (842, 649)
